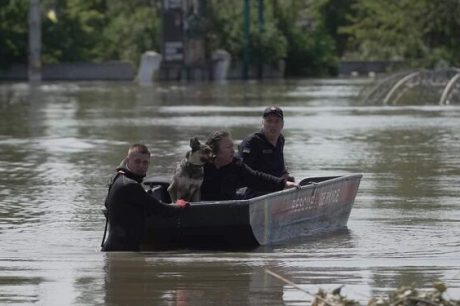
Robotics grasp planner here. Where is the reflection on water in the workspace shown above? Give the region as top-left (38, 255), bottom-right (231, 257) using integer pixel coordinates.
top-left (104, 253), bottom-right (284, 305)
top-left (0, 79), bottom-right (459, 304)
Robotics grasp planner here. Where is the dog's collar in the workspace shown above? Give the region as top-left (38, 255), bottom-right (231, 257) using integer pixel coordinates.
top-left (187, 161), bottom-right (204, 167)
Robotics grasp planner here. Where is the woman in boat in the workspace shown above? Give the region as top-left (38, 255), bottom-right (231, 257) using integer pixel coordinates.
top-left (200, 130), bottom-right (298, 201)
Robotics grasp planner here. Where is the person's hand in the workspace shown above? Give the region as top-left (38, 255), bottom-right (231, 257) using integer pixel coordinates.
top-left (285, 181), bottom-right (300, 190)
top-left (282, 173), bottom-right (295, 182)
top-left (175, 199), bottom-right (190, 208)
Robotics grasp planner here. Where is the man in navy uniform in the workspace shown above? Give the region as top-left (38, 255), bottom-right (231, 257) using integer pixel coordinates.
top-left (238, 106), bottom-right (295, 198)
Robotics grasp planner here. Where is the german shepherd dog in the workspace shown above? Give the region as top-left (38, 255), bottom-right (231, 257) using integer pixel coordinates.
top-left (167, 137), bottom-right (214, 203)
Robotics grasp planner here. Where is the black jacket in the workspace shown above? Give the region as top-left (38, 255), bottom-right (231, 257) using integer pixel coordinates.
top-left (101, 165), bottom-right (180, 252)
top-left (238, 131), bottom-right (288, 178)
top-left (200, 158), bottom-right (285, 201)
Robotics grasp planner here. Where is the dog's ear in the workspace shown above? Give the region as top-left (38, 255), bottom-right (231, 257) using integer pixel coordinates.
top-left (190, 137), bottom-right (200, 151)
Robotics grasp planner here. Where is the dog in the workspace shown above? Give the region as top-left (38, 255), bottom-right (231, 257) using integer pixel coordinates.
top-left (167, 137), bottom-right (214, 203)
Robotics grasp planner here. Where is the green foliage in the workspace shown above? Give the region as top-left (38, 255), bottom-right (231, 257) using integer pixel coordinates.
top-left (41, 0), bottom-right (160, 65)
top-left (2, 0), bottom-right (337, 76)
top-left (100, 3), bottom-right (160, 65)
top-left (274, 1), bottom-right (338, 76)
top-left (341, 0), bottom-right (460, 68)
top-left (0, 0), bottom-right (160, 67)
top-left (41, 0), bottom-right (108, 63)
top-left (313, 0), bottom-right (355, 57)
top-left (206, 1), bottom-right (243, 59)
top-left (2, 0), bottom-right (459, 76)
top-left (0, 0), bottom-right (29, 68)
top-left (251, 22), bottom-right (287, 66)
top-left (340, 0), bottom-right (423, 60)
top-left (207, 0), bottom-right (287, 66)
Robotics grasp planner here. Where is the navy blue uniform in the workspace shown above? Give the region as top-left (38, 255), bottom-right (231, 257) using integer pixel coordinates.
top-left (239, 131), bottom-right (288, 177)
top-left (238, 132), bottom-right (290, 198)
top-left (200, 157), bottom-right (285, 201)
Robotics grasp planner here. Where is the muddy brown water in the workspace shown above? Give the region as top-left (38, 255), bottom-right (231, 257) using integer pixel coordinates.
top-left (0, 79), bottom-right (459, 305)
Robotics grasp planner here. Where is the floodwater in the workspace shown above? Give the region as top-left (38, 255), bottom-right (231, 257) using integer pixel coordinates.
top-left (0, 79), bottom-right (459, 305)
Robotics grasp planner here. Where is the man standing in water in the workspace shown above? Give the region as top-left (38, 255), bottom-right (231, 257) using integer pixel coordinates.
top-left (101, 144), bottom-right (188, 252)
top-left (238, 106), bottom-right (295, 198)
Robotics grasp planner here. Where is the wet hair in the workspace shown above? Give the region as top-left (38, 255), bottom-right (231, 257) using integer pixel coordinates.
top-left (206, 130), bottom-right (230, 155)
top-left (128, 143), bottom-right (151, 156)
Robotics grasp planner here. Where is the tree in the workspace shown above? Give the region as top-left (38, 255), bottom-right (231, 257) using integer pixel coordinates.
top-left (340, 0), bottom-right (460, 67)
top-left (0, 0), bottom-right (29, 68)
top-left (41, 0), bottom-right (108, 63)
top-left (98, 1), bottom-right (161, 65)
top-left (41, 0), bottom-right (160, 65)
top-left (207, 0), bottom-right (287, 67)
top-left (273, 0), bottom-right (337, 76)
top-left (313, 0), bottom-right (355, 57)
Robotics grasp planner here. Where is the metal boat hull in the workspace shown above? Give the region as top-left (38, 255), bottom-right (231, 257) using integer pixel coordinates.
top-left (142, 174), bottom-right (362, 250)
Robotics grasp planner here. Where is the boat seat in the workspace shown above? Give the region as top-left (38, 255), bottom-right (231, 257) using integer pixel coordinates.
top-left (147, 184), bottom-right (172, 203)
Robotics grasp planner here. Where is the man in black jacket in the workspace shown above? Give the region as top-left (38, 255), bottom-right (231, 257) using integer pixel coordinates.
top-left (101, 144), bottom-right (188, 252)
top-left (238, 107), bottom-right (295, 198)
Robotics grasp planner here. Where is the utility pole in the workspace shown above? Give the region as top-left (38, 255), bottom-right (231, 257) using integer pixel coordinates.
top-left (242, 0), bottom-right (250, 80)
top-left (257, 0), bottom-right (264, 79)
top-left (28, 0), bottom-right (42, 82)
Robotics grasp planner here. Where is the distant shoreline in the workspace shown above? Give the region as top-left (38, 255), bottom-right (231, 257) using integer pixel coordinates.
top-left (0, 60), bottom-right (399, 81)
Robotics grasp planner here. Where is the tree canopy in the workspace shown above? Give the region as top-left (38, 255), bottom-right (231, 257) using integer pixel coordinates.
top-left (1, 0), bottom-right (459, 76)
top-left (341, 0), bottom-right (460, 68)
